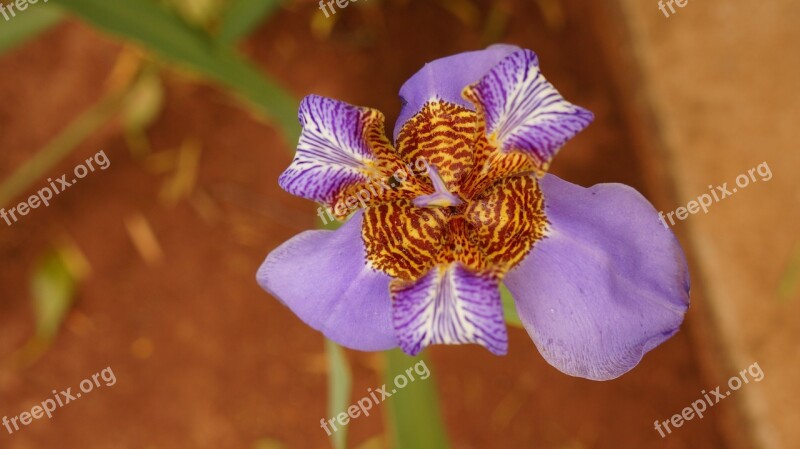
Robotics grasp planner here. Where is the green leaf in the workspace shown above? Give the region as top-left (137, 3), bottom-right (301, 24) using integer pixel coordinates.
top-left (53, 0), bottom-right (300, 143)
top-left (500, 283), bottom-right (522, 327)
top-left (31, 250), bottom-right (77, 340)
top-left (384, 350), bottom-right (450, 449)
top-left (217, 0), bottom-right (283, 45)
top-left (326, 340), bottom-right (352, 449)
top-left (0, 5), bottom-right (64, 54)
top-left (167, 0), bottom-right (226, 27)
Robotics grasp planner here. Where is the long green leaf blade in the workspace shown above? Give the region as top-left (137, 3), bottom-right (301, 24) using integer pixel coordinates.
top-left (384, 351), bottom-right (450, 449)
top-left (53, 0), bottom-right (299, 142)
top-left (217, 0), bottom-right (283, 45)
top-left (0, 5), bottom-right (64, 54)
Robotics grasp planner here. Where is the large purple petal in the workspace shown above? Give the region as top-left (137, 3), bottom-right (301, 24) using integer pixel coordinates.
top-left (391, 263), bottom-right (508, 356)
top-left (463, 49), bottom-right (594, 169)
top-left (394, 44), bottom-right (520, 140)
top-left (256, 211), bottom-right (396, 351)
top-left (504, 175), bottom-right (690, 380)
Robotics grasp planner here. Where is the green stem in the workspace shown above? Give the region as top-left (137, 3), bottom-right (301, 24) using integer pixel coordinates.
top-left (326, 340), bottom-right (352, 449)
top-left (384, 350), bottom-right (450, 449)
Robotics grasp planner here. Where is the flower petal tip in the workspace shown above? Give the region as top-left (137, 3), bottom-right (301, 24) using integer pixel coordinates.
top-left (279, 95), bottom-right (386, 205)
top-left (464, 49), bottom-right (594, 168)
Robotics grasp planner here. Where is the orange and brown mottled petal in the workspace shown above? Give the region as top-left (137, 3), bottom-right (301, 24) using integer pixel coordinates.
top-left (394, 100), bottom-right (539, 202)
top-left (466, 175), bottom-right (547, 273)
top-left (441, 216), bottom-right (490, 272)
top-left (395, 101), bottom-right (478, 196)
top-left (458, 130), bottom-right (539, 199)
top-left (362, 200), bottom-right (449, 280)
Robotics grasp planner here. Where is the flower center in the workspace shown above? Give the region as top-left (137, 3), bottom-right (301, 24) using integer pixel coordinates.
top-left (412, 164), bottom-right (463, 208)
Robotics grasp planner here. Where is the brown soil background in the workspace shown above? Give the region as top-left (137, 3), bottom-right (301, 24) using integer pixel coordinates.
top-left (0, 0), bottom-right (745, 448)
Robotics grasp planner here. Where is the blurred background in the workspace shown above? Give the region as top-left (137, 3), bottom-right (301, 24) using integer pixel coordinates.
top-left (0, 0), bottom-right (797, 448)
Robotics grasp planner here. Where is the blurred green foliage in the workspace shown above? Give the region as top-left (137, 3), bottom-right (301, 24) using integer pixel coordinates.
top-left (1, 0), bottom-right (297, 205)
top-left (31, 249), bottom-right (78, 341)
top-left (54, 0), bottom-right (299, 140)
top-left (0, 5), bottom-right (64, 53)
top-left (0, 86), bottom-right (126, 208)
top-left (217, 0), bottom-right (284, 44)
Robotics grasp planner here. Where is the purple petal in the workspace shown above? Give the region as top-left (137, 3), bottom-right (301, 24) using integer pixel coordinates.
top-left (394, 44), bottom-right (520, 140)
top-left (256, 211), bottom-right (396, 351)
top-left (504, 175), bottom-right (690, 380)
top-left (392, 263), bottom-right (508, 356)
top-left (279, 95), bottom-right (385, 205)
top-left (463, 49), bottom-right (594, 168)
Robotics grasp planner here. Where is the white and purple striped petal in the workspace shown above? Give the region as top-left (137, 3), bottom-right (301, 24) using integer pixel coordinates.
top-left (504, 175), bottom-right (690, 380)
top-left (257, 211), bottom-right (397, 351)
top-left (391, 263), bottom-right (508, 356)
top-left (464, 49), bottom-right (594, 168)
top-left (279, 95), bottom-right (383, 205)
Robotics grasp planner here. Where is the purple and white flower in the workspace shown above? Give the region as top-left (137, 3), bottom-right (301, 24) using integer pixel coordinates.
top-left (257, 45), bottom-right (690, 381)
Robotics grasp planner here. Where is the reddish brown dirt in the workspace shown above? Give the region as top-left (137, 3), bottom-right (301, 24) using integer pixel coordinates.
top-left (0, 1), bottom-right (728, 448)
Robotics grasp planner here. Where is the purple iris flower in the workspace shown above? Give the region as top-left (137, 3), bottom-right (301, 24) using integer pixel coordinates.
top-left (257, 45), bottom-right (690, 380)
